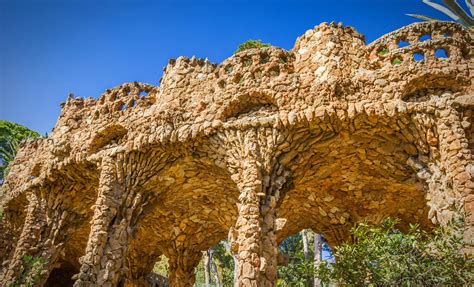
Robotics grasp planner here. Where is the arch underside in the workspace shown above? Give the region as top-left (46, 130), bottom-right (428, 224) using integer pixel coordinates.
top-left (40, 110), bottom-right (442, 285)
top-left (126, 156), bottom-right (240, 281)
top-left (277, 121), bottom-right (433, 246)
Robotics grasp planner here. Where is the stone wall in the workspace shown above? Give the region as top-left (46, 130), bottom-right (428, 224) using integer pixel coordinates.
top-left (0, 21), bottom-right (472, 286)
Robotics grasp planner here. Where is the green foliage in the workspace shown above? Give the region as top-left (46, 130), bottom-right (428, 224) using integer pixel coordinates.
top-left (317, 216), bottom-right (474, 286)
top-left (391, 57), bottom-right (403, 65)
top-left (212, 242), bottom-right (235, 286)
top-left (9, 255), bottom-right (46, 287)
top-left (277, 232), bottom-right (318, 287)
top-left (153, 255), bottom-right (169, 277)
top-left (195, 242), bottom-right (235, 286)
top-left (0, 121), bottom-right (40, 181)
top-left (377, 48), bottom-right (389, 56)
top-left (194, 258), bottom-right (206, 285)
top-left (407, 0), bottom-right (474, 28)
top-left (235, 40), bottom-right (270, 54)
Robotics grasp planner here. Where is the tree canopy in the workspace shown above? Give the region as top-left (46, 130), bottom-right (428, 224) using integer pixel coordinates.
top-left (0, 120), bottom-right (40, 181)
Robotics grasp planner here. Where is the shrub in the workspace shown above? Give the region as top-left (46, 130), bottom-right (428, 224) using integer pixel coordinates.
top-left (9, 255), bottom-right (46, 287)
top-left (317, 216), bottom-right (473, 286)
top-left (235, 40), bottom-right (270, 54)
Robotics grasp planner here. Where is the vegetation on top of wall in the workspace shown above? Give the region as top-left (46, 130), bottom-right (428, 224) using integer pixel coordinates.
top-left (316, 215), bottom-right (474, 286)
top-left (407, 0), bottom-right (474, 28)
top-left (235, 40), bottom-right (271, 54)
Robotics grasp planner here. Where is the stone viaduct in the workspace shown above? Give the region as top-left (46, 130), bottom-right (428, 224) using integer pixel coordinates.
top-left (0, 21), bottom-right (473, 286)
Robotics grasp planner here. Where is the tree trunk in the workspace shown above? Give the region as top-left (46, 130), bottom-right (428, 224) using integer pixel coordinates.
top-left (302, 230), bottom-right (312, 287)
top-left (209, 249), bottom-right (222, 287)
top-left (301, 230), bottom-right (310, 260)
top-left (232, 255), bottom-right (238, 285)
top-left (222, 241), bottom-right (238, 285)
top-left (203, 250), bottom-right (210, 287)
top-left (313, 233), bottom-right (323, 287)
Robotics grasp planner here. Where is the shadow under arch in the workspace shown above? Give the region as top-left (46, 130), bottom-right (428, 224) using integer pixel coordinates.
top-left (274, 111), bottom-right (435, 248)
top-left (401, 73), bottom-right (467, 103)
top-left (38, 163), bottom-right (100, 286)
top-left (217, 90), bottom-right (278, 121)
top-left (124, 153), bottom-right (240, 285)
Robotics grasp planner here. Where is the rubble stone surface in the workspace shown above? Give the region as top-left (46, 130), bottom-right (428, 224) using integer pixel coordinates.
top-left (0, 21), bottom-right (473, 286)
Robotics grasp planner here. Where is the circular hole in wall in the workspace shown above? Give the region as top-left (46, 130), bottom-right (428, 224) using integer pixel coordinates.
top-left (413, 53), bottom-right (424, 62)
top-left (434, 48), bottom-right (448, 58)
top-left (398, 39), bottom-right (410, 48)
top-left (391, 57), bottom-right (403, 65)
top-left (419, 34), bottom-right (432, 42)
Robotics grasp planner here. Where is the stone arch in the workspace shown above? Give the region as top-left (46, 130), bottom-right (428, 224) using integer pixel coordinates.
top-left (88, 124), bottom-right (128, 154)
top-left (275, 110), bottom-right (439, 247)
top-left (218, 91), bottom-right (278, 121)
top-left (401, 76), bottom-right (465, 102)
top-left (0, 161), bottom-right (100, 286)
top-left (124, 151), bottom-right (240, 286)
top-left (39, 165), bottom-right (100, 285)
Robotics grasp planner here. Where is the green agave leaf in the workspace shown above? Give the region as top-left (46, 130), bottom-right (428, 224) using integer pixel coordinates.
top-left (467, 0), bottom-right (474, 17)
top-left (442, 0), bottom-right (474, 25)
top-left (406, 13), bottom-right (441, 21)
top-left (423, 0), bottom-right (460, 21)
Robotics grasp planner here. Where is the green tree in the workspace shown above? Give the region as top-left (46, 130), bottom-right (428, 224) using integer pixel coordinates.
top-left (235, 40), bottom-right (271, 54)
top-left (317, 216), bottom-right (473, 286)
top-left (277, 232), bottom-right (315, 287)
top-left (0, 120), bottom-right (40, 182)
top-left (212, 242), bottom-right (235, 286)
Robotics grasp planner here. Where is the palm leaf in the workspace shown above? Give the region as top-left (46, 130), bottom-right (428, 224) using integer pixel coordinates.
top-left (0, 136), bottom-right (20, 180)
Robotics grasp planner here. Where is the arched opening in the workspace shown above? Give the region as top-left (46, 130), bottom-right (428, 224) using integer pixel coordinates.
top-left (401, 74), bottom-right (463, 102)
top-left (43, 164), bottom-right (99, 286)
top-left (276, 113), bottom-right (434, 247)
top-left (277, 229), bottom-right (334, 286)
top-left (46, 261), bottom-right (78, 286)
top-left (218, 92), bottom-right (278, 120)
top-left (125, 154), bottom-right (240, 286)
top-left (88, 124), bottom-right (127, 154)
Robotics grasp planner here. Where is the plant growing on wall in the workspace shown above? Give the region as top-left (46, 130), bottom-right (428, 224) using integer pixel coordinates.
top-left (235, 39), bottom-right (271, 54)
top-left (9, 255), bottom-right (46, 287)
top-left (407, 0), bottom-right (474, 28)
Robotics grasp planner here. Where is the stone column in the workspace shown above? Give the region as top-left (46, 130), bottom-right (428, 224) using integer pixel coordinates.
top-left (74, 156), bottom-right (136, 286)
top-left (433, 104), bottom-right (473, 251)
top-left (1, 189), bottom-right (59, 286)
top-left (167, 250), bottom-right (202, 287)
top-left (228, 159), bottom-right (279, 287)
top-left (122, 248), bottom-right (161, 287)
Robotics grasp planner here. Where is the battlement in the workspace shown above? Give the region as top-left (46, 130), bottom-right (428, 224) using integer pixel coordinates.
top-left (93, 82), bottom-right (158, 118)
top-left (215, 47), bottom-right (295, 89)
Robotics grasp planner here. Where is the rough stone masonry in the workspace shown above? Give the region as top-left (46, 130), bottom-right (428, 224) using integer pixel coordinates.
top-left (0, 21), bottom-right (473, 286)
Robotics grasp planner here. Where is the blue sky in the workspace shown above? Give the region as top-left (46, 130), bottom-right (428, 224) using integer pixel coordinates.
top-left (0, 0), bottom-right (452, 135)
